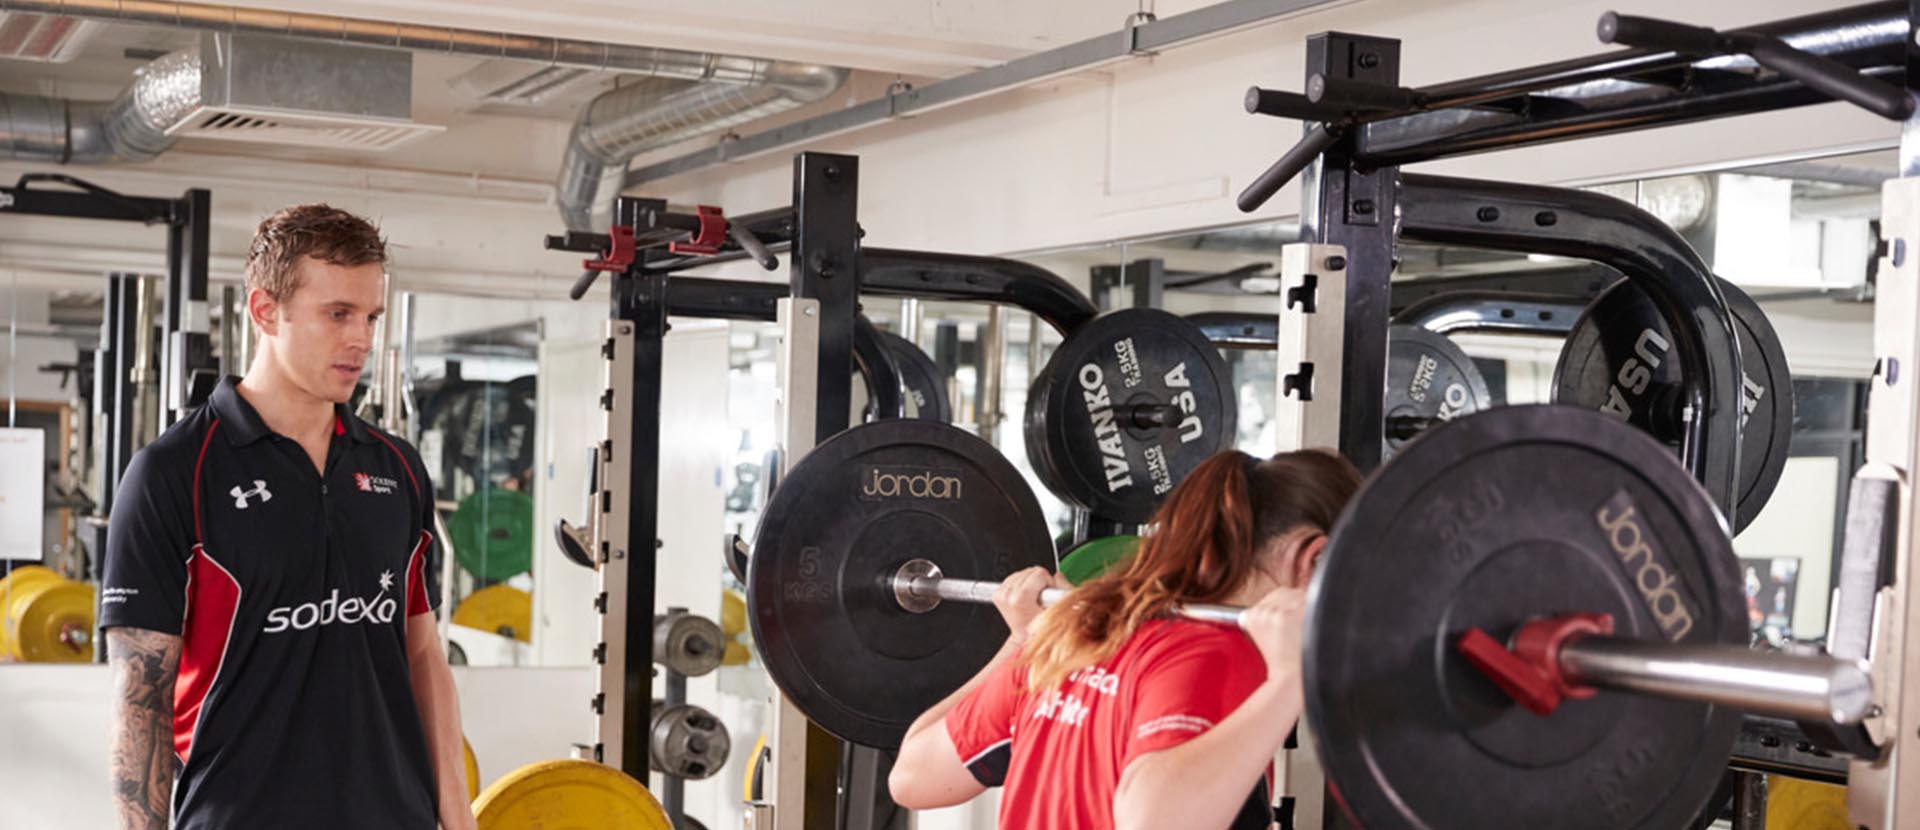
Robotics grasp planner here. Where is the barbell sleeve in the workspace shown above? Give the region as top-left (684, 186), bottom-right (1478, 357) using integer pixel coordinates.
top-left (1558, 638), bottom-right (1874, 724)
top-left (1462, 614), bottom-right (1875, 725)
top-left (905, 564), bottom-right (1879, 725)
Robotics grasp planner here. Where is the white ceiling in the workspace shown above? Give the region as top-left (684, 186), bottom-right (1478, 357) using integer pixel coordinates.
top-left (209, 0), bottom-right (1141, 76)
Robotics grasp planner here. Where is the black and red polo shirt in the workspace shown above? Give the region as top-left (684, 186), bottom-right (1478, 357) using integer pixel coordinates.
top-left (99, 375), bottom-right (441, 830)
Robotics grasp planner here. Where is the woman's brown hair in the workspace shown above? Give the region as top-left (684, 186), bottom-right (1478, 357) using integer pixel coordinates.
top-left (1022, 449), bottom-right (1362, 691)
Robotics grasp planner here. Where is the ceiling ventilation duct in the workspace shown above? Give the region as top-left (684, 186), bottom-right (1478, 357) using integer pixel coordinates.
top-left (2, 31), bottom-right (438, 162)
top-left (177, 32), bottom-right (442, 151)
top-left (557, 61), bottom-right (848, 231)
top-left (0, 0), bottom-right (845, 227)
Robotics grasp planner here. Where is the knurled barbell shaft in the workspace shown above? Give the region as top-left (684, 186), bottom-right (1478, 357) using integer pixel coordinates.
top-left (894, 565), bottom-right (1244, 626)
top-left (889, 560), bottom-right (1875, 725)
top-left (1559, 637), bottom-right (1873, 724)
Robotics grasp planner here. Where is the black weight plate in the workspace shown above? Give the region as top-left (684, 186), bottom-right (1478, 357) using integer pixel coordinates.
top-left (1553, 277), bottom-right (1793, 533)
top-left (1384, 325), bottom-right (1493, 459)
top-left (747, 420), bottom-right (1054, 749)
top-left (1023, 308), bottom-right (1237, 524)
top-left (1306, 405), bottom-right (1744, 830)
top-left (878, 331), bottom-right (952, 422)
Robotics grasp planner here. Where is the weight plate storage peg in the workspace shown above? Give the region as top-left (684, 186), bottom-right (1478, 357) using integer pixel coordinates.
top-left (1553, 277), bottom-right (1794, 532)
top-left (648, 700), bottom-right (731, 780)
top-left (1305, 405), bottom-right (1745, 830)
top-left (1025, 308), bottom-right (1237, 524)
top-left (749, 419), bottom-right (1055, 748)
top-left (1384, 325), bottom-right (1493, 459)
top-left (473, 759), bottom-right (670, 830)
top-left (653, 611), bottom-right (725, 677)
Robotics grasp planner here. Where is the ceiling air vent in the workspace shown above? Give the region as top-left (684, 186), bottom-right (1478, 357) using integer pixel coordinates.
top-left (0, 12), bottom-right (100, 62)
top-left (170, 31), bottom-right (442, 151)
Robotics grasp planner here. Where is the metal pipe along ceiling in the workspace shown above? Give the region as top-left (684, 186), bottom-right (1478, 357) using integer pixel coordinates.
top-left (1, 47), bottom-right (200, 162)
top-left (0, 0), bottom-right (849, 230)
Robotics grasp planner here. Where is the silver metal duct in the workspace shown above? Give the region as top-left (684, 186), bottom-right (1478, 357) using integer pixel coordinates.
top-left (2, 48), bottom-right (200, 162)
top-left (0, 0), bottom-right (849, 229)
top-left (559, 62), bottom-right (848, 230)
top-left (0, 0), bottom-right (830, 82)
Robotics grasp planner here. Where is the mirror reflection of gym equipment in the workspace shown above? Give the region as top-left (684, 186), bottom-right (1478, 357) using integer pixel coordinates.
top-left (0, 1), bottom-right (1914, 829)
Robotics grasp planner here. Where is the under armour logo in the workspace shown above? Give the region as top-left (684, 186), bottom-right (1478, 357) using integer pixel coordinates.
top-left (231, 480), bottom-right (272, 509)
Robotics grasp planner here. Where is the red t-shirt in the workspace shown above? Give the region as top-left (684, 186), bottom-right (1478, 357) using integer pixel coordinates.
top-left (946, 618), bottom-right (1276, 829)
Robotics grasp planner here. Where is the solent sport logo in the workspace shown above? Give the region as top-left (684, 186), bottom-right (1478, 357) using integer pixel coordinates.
top-left (354, 472), bottom-right (399, 495)
top-left (263, 570), bottom-right (399, 633)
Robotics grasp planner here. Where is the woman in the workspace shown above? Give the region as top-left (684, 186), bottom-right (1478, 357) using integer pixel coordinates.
top-left (889, 449), bottom-right (1361, 830)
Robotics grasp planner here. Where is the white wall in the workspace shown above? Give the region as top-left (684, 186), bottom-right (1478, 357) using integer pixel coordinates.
top-left (641, 0), bottom-right (1895, 260)
top-left (1, 286), bottom-right (80, 407)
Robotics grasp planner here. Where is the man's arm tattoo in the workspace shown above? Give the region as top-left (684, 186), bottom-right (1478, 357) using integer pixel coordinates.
top-left (107, 628), bottom-right (181, 830)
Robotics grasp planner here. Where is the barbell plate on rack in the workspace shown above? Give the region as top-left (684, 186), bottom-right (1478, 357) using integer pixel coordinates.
top-left (653, 611), bottom-right (725, 677)
top-left (0, 565), bottom-right (60, 656)
top-left (450, 487), bottom-right (535, 582)
top-left (879, 330), bottom-right (952, 422)
top-left (1058, 534), bottom-right (1140, 585)
top-left (2, 566), bottom-right (95, 663)
top-left (464, 736), bottom-right (481, 802)
top-left (648, 700), bottom-right (732, 779)
top-left (452, 585), bottom-right (532, 644)
top-left (473, 759), bottom-right (670, 830)
top-left (1765, 776), bottom-right (1848, 830)
top-left (1024, 308), bottom-right (1238, 523)
top-left (1305, 404), bottom-right (1744, 830)
top-left (748, 420), bottom-right (1054, 749)
top-left (1384, 325), bottom-right (1493, 459)
top-left (1553, 277), bottom-right (1794, 533)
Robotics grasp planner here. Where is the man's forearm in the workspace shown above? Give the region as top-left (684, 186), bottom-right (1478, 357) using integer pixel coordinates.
top-left (107, 628), bottom-right (181, 830)
top-left (408, 617), bottom-right (475, 829)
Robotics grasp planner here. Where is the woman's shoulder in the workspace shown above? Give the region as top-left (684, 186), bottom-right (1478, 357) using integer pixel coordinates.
top-left (1129, 617), bottom-right (1258, 657)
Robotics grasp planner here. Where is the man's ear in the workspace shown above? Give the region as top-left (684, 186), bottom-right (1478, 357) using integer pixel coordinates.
top-left (248, 287), bottom-right (280, 337)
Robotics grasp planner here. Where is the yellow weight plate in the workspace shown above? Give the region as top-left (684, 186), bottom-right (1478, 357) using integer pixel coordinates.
top-left (452, 585), bottom-right (532, 644)
top-left (4, 576), bottom-right (94, 663)
top-left (0, 565), bottom-right (62, 658)
top-left (464, 737), bottom-right (481, 803)
top-left (1766, 776), bottom-right (1848, 830)
top-left (474, 759), bottom-right (670, 830)
top-left (720, 589), bottom-right (746, 638)
top-left (0, 565), bottom-right (61, 595)
top-left (722, 641), bottom-right (751, 667)
top-left (743, 735), bottom-right (768, 804)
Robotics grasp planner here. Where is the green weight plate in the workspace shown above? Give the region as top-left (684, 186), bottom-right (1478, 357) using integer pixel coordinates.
top-left (1058, 534), bottom-right (1140, 585)
top-left (450, 488), bottom-right (535, 581)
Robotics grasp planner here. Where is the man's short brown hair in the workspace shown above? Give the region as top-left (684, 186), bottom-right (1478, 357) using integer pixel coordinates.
top-left (244, 204), bottom-right (388, 302)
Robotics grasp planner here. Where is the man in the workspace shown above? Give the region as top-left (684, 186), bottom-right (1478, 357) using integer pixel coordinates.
top-left (100, 204), bottom-right (476, 830)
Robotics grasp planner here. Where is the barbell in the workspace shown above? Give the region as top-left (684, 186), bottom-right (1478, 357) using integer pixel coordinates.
top-left (745, 405), bottom-right (1871, 828)
top-left (885, 559), bottom-right (1871, 725)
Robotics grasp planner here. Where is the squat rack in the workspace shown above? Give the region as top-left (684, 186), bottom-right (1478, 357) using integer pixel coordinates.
top-left (546, 151), bottom-right (1099, 830)
top-left (1240, 2), bottom-right (1913, 827)
top-left (0, 174), bottom-right (217, 513)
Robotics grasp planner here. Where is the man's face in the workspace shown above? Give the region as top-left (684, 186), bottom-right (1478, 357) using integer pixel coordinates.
top-left (253, 257), bottom-right (386, 404)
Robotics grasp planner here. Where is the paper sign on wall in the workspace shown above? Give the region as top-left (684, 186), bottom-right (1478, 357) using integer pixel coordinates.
top-left (0, 428), bottom-right (46, 561)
